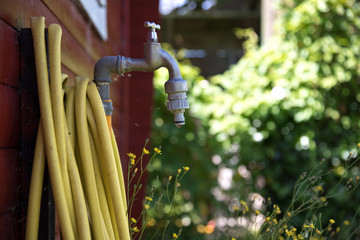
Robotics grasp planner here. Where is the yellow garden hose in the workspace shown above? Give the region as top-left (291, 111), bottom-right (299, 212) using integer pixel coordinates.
top-left (88, 127), bottom-right (116, 240)
top-left (64, 122), bottom-right (91, 240)
top-left (26, 17), bottom-right (130, 240)
top-left (25, 122), bottom-right (45, 240)
top-left (48, 24), bottom-right (78, 239)
top-left (30, 17), bottom-right (75, 240)
top-left (65, 86), bottom-right (76, 150)
top-left (86, 99), bottom-right (120, 240)
top-left (111, 127), bottom-right (128, 213)
top-left (75, 76), bottom-right (107, 240)
top-left (87, 83), bottom-right (130, 239)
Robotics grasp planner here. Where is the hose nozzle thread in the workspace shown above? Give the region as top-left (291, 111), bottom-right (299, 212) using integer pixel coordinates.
top-left (165, 78), bottom-right (189, 127)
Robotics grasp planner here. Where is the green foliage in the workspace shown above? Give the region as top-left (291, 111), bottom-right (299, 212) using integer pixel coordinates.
top-left (148, 45), bottom-right (214, 239)
top-left (149, 0), bottom-right (360, 238)
top-left (224, 151), bottom-right (360, 240)
top-left (126, 145), bottom-right (190, 240)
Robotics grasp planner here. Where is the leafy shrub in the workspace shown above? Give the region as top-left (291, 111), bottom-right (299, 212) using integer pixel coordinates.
top-left (149, 0), bottom-right (360, 238)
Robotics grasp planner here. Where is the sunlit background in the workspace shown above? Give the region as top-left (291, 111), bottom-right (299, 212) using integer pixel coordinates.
top-left (147, 0), bottom-right (360, 239)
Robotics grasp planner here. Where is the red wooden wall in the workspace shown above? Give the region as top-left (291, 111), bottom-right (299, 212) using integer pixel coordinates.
top-left (0, 0), bottom-right (159, 238)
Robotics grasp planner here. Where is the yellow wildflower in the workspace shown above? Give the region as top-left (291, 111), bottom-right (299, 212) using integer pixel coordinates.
top-left (154, 147), bottom-right (162, 154)
top-left (241, 200), bottom-right (249, 213)
top-left (132, 226), bottom-right (139, 232)
top-left (356, 176), bottom-right (360, 181)
top-left (131, 159), bottom-right (135, 165)
top-left (292, 227), bottom-right (297, 232)
top-left (303, 224), bottom-right (309, 228)
top-left (265, 217), bottom-right (270, 222)
top-left (276, 206), bottom-right (281, 215)
top-left (314, 185), bottom-right (323, 192)
top-left (255, 210), bottom-right (260, 215)
top-left (240, 200), bottom-right (247, 207)
top-left (336, 227), bottom-right (340, 232)
top-left (143, 148), bottom-right (150, 154)
top-left (177, 183), bottom-right (181, 187)
top-left (145, 196), bottom-right (153, 201)
top-left (298, 234), bottom-right (304, 239)
top-left (169, 176), bottom-right (172, 181)
top-left (144, 204), bottom-right (149, 210)
top-left (134, 168), bottom-right (138, 173)
top-left (231, 238), bottom-right (236, 240)
top-left (316, 229), bottom-right (321, 234)
top-left (183, 166), bottom-right (190, 171)
top-left (320, 197), bottom-right (327, 202)
top-left (233, 206), bottom-right (239, 211)
top-left (285, 229), bottom-right (291, 237)
top-left (131, 218), bottom-right (137, 223)
top-left (358, 142), bottom-right (360, 148)
top-left (329, 219), bottom-right (335, 224)
top-left (273, 219), bottom-right (278, 224)
top-left (127, 152), bottom-right (136, 158)
top-left (344, 220), bottom-right (350, 226)
top-left (310, 223), bottom-right (315, 229)
top-left (177, 168), bottom-right (181, 174)
top-left (173, 233), bottom-right (178, 239)
top-left (287, 212), bottom-right (292, 217)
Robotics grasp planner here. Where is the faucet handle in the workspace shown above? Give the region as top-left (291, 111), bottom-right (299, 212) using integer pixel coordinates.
top-left (144, 21), bottom-right (161, 30)
top-left (144, 21), bottom-right (161, 43)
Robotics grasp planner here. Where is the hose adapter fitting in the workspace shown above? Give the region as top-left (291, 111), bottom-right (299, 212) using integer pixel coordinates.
top-left (165, 78), bottom-right (189, 127)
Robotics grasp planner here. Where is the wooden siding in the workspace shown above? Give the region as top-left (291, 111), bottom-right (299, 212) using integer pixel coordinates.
top-left (0, 0), bottom-right (159, 238)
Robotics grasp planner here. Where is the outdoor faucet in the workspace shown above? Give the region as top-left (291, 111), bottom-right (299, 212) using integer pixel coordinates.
top-left (93, 21), bottom-right (189, 127)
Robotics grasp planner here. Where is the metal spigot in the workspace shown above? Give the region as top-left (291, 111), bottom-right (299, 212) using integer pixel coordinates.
top-left (93, 21), bottom-right (189, 127)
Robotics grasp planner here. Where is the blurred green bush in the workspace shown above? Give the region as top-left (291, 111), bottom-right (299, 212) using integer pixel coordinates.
top-left (147, 0), bottom-right (360, 239)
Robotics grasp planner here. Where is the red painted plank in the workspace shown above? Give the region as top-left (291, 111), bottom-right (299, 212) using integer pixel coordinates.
top-left (0, 149), bottom-right (18, 215)
top-left (115, 0), bottom-right (158, 225)
top-left (0, 84), bottom-right (20, 148)
top-left (0, 0), bottom-right (96, 79)
top-left (0, 19), bottom-right (20, 87)
top-left (42, 0), bottom-right (107, 60)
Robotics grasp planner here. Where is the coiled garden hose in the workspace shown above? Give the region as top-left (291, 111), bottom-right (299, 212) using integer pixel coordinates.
top-left (25, 17), bottom-right (130, 240)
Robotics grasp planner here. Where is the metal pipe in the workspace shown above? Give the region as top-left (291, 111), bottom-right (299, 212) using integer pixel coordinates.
top-left (93, 21), bottom-right (189, 127)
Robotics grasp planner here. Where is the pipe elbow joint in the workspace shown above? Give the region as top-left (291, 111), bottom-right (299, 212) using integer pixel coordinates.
top-left (93, 56), bottom-right (120, 115)
top-left (94, 56), bottom-right (120, 83)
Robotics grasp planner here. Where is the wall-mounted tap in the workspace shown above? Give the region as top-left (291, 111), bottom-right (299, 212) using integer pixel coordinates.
top-left (93, 21), bottom-right (189, 127)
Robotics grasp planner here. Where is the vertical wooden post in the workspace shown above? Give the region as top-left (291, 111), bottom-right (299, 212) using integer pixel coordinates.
top-left (261, 0), bottom-right (277, 44)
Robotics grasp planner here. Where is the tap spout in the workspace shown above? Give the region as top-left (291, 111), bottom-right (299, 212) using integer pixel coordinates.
top-left (159, 49), bottom-right (182, 79)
